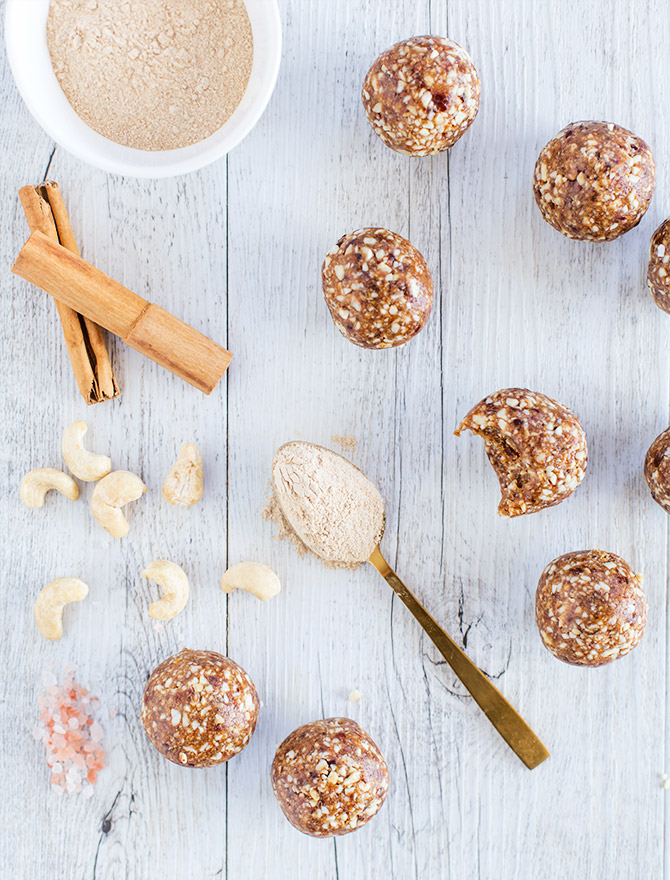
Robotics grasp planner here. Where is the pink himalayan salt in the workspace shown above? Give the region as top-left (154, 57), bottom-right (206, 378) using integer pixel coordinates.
top-left (34, 669), bottom-right (106, 796)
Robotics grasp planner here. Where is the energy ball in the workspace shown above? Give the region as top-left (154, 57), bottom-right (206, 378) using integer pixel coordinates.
top-left (271, 718), bottom-right (389, 837)
top-left (362, 35), bottom-right (480, 156)
top-left (455, 388), bottom-right (587, 517)
top-left (535, 550), bottom-right (647, 667)
top-left (644, 426), bottom-right (670, 511)
top-left (141, 649), bottom-right (259, 767)
top-left (647, 219), bottom-right (670, 313)
top-left (533, 121), bottom-right (655, 241)
top-left (322, 227), bottom-right (433, 349)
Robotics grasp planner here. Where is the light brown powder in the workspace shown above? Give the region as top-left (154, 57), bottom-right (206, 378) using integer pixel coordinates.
top-left (331, 434), bottom-right (358, 452)
top-left (47, 0), bottom-right (253, 151)
top-left (270, 442), bottom-right (386, 566)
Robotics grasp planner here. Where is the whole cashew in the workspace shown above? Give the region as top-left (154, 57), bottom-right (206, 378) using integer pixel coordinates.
top-left (220, 562), bottom-right (281, 601)
top-left (62, 421), bottom-right (112, 482)
top-left (34, 577), bottom-right (89, 640)
top-left (91, 470), bottom-right (147, 538)
top-left (142, 560), bottom-right (190, 620)
top-left (162, 443), bottom-right (203, 507)
top-left (21, 468), bottom-right (79, 508)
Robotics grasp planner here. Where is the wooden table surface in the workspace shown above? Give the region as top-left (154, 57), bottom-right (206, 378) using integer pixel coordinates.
top-left (2, 1), bottom-right (670, 877)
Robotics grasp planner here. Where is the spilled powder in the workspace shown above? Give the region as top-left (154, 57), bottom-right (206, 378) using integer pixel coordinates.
top-left (47, 0), bottom-right (253, 151)
top-left (270, 442), bottom-right (385, 566)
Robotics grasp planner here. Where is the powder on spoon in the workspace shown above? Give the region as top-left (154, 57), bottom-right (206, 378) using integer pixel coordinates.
top-left (47, 0), bottom-right (253, 151)
top-left (271, 442), bottom-right (386, 566)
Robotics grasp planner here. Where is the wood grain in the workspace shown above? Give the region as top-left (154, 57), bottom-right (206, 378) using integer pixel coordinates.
top-left (1, 0), bottom-right (669, 878)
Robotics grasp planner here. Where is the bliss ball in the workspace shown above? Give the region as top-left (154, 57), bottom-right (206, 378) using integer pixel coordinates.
top-left (647, 219), bottom-right (670, 313)
top-left (535, 550), bottom-right (647, 667)
top-left (533, 121), bottom-right (655, 241)
top-left (362, 35), bottom-right (480, 156)
top-left (141, 649), bottom-right (259, 767)
top-left (644, 426), bottom-right (670, 511)
top-left (322, 227), bottom-right (433, 349)
top-left (271, 718), bottom-right (389, 837)
top-left (456, 388), bottom-right (587, 517)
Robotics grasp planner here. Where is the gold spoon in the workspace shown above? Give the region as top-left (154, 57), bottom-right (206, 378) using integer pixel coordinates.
top-left (272, 441), bottom-right (549, 770)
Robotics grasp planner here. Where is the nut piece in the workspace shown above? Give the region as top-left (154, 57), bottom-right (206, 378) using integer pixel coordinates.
top-left (271, 718), bottom-right (389, 837)
top-left (220, 562), bottom-right (281, 602)
top-left (62, 421), bottom-right (112, 482)
top-left (455, 388), bottom-right (587, 517)
top-left (644, 426), bottom-right (670, 511)
top-left (322, 228), bottom-right (433, 349)
top-left (91, 470), bottom-right (146, 538)
top-left (141, 649), bottom-right (260, 767)
top-left (21, 468), bottom-right (79, 508)
top-left (362, 35), bottom-right (481, 157)
top-left (34, 577), bottom-right (89, 640)
top-left (535, 550), bottom-right (647, 666)
top-left (533, 121), bottom-right (655, 241)
top-left (142, 559), bottom-right (190, 620)
top-left (162, 443), bottom-right (203, 507)
top-left (647, 219), bottom-right (670, 314)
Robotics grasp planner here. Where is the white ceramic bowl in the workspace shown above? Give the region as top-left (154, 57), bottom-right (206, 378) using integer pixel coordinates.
top-left (5, 0), bottom-right (281, 178)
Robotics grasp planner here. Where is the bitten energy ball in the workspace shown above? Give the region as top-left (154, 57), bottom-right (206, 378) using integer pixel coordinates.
top-left (141, 649), bottom-right (259, 767)
top-left (644, 426), bottom-right (670, 512)
top-left (271, 718), bottom-right (389, 837)
top-left (362, 35), bottom-right (480, 156)
top-left (647, 219), bottom-right (670, 313)
top-left (533, 121), bottom-right (655, 241)
top-left (322, 227), bottom-right (433, 349)
top-left (455, 388), bottom-right (587, 517)
top-left (535, 550), bottom-right (647, 667)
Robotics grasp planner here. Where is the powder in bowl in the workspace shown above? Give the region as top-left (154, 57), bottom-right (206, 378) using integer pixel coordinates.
top-left (47, 0), bottom-right (254, 151)
top-left (271, 442), bottom-right (386, 565)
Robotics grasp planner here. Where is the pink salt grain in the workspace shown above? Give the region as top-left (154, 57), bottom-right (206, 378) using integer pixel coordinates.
top-left (35, 670), bottom-right (107, 797)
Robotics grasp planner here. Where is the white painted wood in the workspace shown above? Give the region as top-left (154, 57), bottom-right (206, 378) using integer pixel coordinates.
top-left (1, 0), bottom-right (669, 877)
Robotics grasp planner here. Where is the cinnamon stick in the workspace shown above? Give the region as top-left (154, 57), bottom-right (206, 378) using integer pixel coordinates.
top-left (12, 231), bottom-right (232, 395)
top-left (18, 183), bottom-right (119, 404)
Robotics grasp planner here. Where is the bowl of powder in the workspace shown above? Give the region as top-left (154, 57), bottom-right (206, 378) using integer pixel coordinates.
top-left (5, 0), bottom-right (281, 177)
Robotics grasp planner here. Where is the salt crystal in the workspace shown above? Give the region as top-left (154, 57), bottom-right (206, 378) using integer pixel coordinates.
top-left (82, 785), bottom-right (94, 800)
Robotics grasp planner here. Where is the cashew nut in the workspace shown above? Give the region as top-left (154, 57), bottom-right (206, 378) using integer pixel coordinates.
top-left (34, 577), bottom-right (89, 640)
top-left (21, 468), bottom-right (79, 508)
top-left (141, 560), bottom-right (190, 620)
top-left (62, 421), bottom-right (111, 482)
top-left (162, 443), bottom-right (203, 507)
top-left (91, 470), bottom-right (146, 538)
top-left (220, 562), bottom-right (281, 601)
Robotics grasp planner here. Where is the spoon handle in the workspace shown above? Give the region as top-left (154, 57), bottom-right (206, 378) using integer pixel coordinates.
top-left (368, 546), bottom-right (549, 770)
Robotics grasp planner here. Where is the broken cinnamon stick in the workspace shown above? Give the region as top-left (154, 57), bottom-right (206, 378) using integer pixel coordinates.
top-left (18, 183), bottom-right (119, 404)
top-left (12, 231), bottom-right (232, 395)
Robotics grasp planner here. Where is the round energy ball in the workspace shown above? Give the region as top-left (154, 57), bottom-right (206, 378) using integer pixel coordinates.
top-left (535, 550), bottom-right (647, 667)
top-left (647, 219), bottom-right (670, 313)
top-left (271, 718), bottom-right (389, 837)
top-left (362, 35), bottom-right (480, 156)
top-left (322, 227), bottom-right (433, 349)
top-left (141, 649), bottom-right (259, 767)
top-left (644, 426), bottom-right (670, 511)
top-left (533, 121), bottom-right (655, 241)
top-left (455, 388), bottom-right (587, 517)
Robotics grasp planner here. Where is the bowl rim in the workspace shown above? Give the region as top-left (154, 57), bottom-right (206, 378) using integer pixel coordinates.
top-left (4, 0), bottom-right (282, 178)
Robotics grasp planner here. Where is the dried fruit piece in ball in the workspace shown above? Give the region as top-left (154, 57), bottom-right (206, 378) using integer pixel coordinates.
top-left (455, 388), bottom-right (587, 517)
top-left (362, 35), bottom-right (480, 156)
top-left (533, 121), bottom-right (655, 241)
top-left (271, 717), bottom-right (389, 837)
top-left (535, 550), bottom-right (647, 667)
top-left (322, 227), bottom-right (433, 349)
top-left (141, 649), bottom-right (259, 767)
top-left (644, 426), bottom-right (670, 512)
top-left (647, 219), bottom-right (670, 314)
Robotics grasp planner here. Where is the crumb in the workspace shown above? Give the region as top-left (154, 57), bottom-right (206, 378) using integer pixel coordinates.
top-left (332, 434), bottom-right (357, 452)
top-left (661, 773), bottom-right (670, 790)
top-left (348, 689), bottom-right (363, 702)
top-left (153, 622), bottom-right (164, 633)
